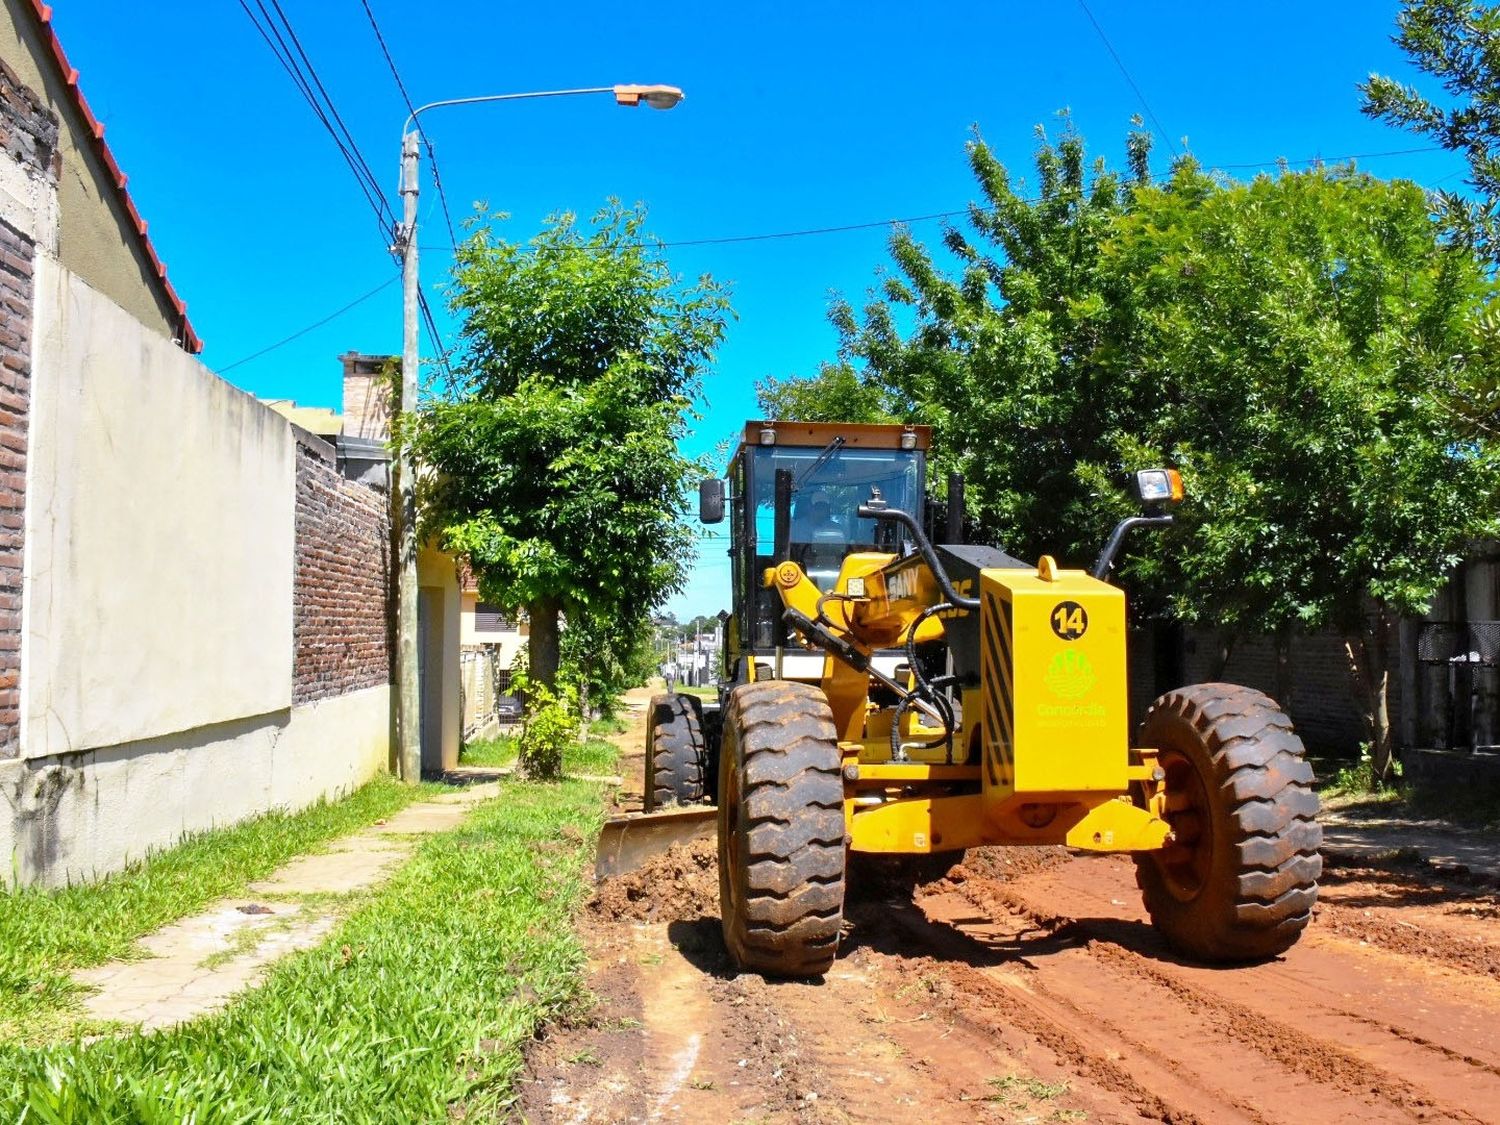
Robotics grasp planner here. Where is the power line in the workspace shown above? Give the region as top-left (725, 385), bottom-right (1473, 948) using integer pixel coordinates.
top-left (221, 141), bottom-right (1453, 374)
top-left (418, 147), bottom-right (1450, 255)
top-left (266, 0), bottom-right (391, 224)
top-left (216, 276), bottom-right (399, 374)
top-left (1076, 0), bottom-right (1179, 156)
top-left (237, 0), bottom-right (393, 242)
top-left (358, 0), bottom-right (459, 248)
top-left (417, 289), bottom-right (454, 379)
top-left (1216, 145), bottom-right (1443, 170)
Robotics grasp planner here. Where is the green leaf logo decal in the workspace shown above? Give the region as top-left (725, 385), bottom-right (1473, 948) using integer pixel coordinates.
top-left (1044, 650), bottom-right (1096, 699)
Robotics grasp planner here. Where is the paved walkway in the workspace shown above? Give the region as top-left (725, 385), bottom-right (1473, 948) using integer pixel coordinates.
top-left (75, 784), bottom-right (499, 1032)
top-left (1320, 803), bottom-right (1500, 879)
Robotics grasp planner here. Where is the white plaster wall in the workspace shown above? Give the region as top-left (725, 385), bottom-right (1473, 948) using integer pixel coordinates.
top-left (418, 547), bottom-right (460, 772)
top-left (23, 258), bottom-right (294, 757)
top-left (0, 684), bottom-right (389, 888)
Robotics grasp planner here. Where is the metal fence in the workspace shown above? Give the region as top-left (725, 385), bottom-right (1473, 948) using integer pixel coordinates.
top-left (460, 647), bottom-right (517, 740)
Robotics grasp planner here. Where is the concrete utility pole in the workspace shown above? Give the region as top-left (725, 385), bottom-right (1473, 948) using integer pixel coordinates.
top-left (395, 129), bottom-right (421, 783)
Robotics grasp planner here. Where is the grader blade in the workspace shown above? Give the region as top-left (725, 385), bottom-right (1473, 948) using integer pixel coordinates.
top-left (595, 806), bottom-right (716, 879)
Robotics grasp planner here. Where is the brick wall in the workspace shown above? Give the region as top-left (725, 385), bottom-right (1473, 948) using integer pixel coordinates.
top-left (0, 218), bottom-right (28, 756)
top-left (1128, 623), bottom-right (1399, 756)
top-left (0, 58), bottom-right (59, 179)
top-left (0, 60), bottom-right (56, 757)
top-left (293, 432), bottom-right (391, 704)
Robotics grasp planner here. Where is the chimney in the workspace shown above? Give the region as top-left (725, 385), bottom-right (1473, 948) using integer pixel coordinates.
top-left (340, 351), bottom-right (396, 442)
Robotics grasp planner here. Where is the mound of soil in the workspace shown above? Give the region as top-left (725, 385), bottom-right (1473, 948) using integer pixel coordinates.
top-left (954, 844), bottom-right (1072, 884)
top-left (591, 837), bottom-right (719, 923)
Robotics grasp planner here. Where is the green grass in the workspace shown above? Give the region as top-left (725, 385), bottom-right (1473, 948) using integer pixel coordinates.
top-left (0, 773), bottom-right (609, 1122)
top-left (459, 733), bottom-right (517, 768)
top-left (566, 737), bottom-right (621, 778)
top-left (462, 731), bottom-right (619, 778)
top-left (587, 716), bottom-right (628, 737)
top-left (0, 777), bottom-right (421, 1044)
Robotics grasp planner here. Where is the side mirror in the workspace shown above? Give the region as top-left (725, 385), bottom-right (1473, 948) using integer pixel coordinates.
top-left (698, 478), bottom-right (725, 524)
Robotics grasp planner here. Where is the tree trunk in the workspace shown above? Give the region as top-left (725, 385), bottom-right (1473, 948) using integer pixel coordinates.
top-left (529, 597), bottom-right (562, 692)
top-left (1208, 630), bottom-right (1238, 681)
top-left (1345, 603), bottom-right (1396, 785)
top-left (1274, 625), bottom-right (1293, 713)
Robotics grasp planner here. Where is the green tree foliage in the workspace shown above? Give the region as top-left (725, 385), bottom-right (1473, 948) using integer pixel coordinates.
top-left (1115, 165), bottom-right (1499, 776)
top-left (1361, 0), bottom-right (1500, 259)
top-left (754, 361), bottom-right (897, 423)
top-left (560, 611), bottom-right (658, 721)
top-left (411, 203), bottom-right (731, 691)
top-left (830, 124), bottom-right (1499, 778)
top-left (833, 121), bottom-right (1156, 563)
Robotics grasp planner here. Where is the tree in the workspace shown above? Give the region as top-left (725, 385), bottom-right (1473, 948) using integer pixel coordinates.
top-left (411, 203), bottom-right (731, 699)
top-left (560, 609), bottom-right (657, 722)
top-left (1361, 0), bottom-right (1500, 259)
top-left (832, 119), bottom-right (1158, 564)
top-left (1112, 164), bottom-right (1500, 779)
top-left (827, 124), bottom-right (1499, 780)
top-left (754, 361), bottom-right (898, 423)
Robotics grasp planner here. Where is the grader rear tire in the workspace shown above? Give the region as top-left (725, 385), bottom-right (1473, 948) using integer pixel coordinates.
top-left (1135, 683), bottom-right (1322, 962)
top-left (644, 694), bottom-right (709, 811)
top-left (718, 681), bottom-right (846, 978)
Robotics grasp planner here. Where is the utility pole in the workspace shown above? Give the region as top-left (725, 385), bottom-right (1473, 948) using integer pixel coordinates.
top-left (395, 130), bottom-right (421, 783)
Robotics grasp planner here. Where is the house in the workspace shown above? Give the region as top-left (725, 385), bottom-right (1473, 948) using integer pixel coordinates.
top-left (0, 2), bottom-right (449, 887)
top-left (458, 567), bottom-right (526, 737)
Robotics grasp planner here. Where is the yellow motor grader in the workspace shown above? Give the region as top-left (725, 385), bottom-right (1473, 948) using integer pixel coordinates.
top-left (598, 420), bottom-right (1322, 978)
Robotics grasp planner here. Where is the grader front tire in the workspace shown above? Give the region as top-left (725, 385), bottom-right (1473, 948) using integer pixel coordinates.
top-left (718, 681), bottom-right (846, 979)
top-left (644, 694), bottom-right (709, 811)
top-left (1135, 684), bottom-right (1322, 962)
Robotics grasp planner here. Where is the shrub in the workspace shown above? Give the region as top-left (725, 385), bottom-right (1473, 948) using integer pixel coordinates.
top-left (517, 682), bottom-right (574, 781)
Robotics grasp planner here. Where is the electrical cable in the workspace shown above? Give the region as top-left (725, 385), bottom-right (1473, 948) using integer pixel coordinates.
top-left (1077, 0), bottom-right (1179, 156)
top-left (237, 0), bottom-right (393, 245)
top-left (415, 146), bottom-right (1447, 256)
top-left (265, 0), bottom-right (392, 225)
top-left (417, 289), bottom-right (454, 381)
top-left (216, 275), bottom-right (399, 374)
top-left (359, 0), bottom-right (459, 249)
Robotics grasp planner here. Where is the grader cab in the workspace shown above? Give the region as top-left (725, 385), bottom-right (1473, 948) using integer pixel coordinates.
top-left (598, 420), bottom-right (1322, 978)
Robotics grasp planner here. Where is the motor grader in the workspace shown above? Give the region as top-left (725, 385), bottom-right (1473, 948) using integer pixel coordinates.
top-left (598, 420), bottom-right (1322, 978)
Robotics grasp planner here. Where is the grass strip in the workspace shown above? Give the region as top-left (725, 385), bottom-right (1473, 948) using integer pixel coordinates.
top-left (0, 776), bottom-right (420, 1044)
top-left (3, 739), bottom-right (617, 1121)
top-left (458, 733), bottom-right (516, 768)
top-left (461, 733), bottom-right (620, 778)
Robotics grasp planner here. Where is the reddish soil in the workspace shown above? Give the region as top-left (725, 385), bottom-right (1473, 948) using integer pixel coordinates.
top-left (517, 695), bottom-right (1500, 1123)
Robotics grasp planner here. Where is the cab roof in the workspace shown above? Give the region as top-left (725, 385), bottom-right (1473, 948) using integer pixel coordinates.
top-left (738, 420), bottom-right (931, 453)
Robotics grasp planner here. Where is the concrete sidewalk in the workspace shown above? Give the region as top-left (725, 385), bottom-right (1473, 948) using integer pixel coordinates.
top-left (1321, 801), bottom-right (1500, 880)
top-left (74, 784), bottom-right (499, 1032)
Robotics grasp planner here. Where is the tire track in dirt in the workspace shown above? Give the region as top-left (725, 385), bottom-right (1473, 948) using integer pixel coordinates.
top-left (947, 853), bottom-right (1500, 1123)
top-left (529, 691), bottom-right (1500, 1123)
top-left (904, 888), bottom-right (1384, 1124)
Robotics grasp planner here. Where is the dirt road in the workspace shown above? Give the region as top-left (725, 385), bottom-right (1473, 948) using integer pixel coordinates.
top-left (519, 698), bottom-right (1500, 1124)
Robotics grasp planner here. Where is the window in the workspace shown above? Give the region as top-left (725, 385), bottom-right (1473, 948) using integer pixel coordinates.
top-left (474, 602), bottom-right (514, 632)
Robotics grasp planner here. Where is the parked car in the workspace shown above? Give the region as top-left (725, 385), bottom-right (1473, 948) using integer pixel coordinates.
top-left (495, 694), bottom-right (523, 724)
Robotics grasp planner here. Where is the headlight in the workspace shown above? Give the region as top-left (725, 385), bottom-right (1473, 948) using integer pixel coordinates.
top-left (1134, 468), bottom-right (1184, 505)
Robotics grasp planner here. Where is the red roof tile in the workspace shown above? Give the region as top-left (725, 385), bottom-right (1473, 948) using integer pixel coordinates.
top-left (27, 2), bottom-right (202, 353)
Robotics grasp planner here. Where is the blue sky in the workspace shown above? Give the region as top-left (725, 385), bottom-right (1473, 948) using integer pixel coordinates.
top-left (50, 1), bottom-right (1465, 617)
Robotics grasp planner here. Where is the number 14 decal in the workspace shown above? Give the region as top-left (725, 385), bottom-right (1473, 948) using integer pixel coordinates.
top-left (1050, 600), bottom-right (1088, 641)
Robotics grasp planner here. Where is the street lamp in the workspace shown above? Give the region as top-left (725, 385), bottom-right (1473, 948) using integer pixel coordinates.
top-left (391, 84), bottom-right (684, 784)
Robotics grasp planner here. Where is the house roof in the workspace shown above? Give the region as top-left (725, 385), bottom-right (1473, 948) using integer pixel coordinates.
top-left (260, 399), bottom-right (342, 437)
top-left (27, 2), bottom-right (202, 353)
